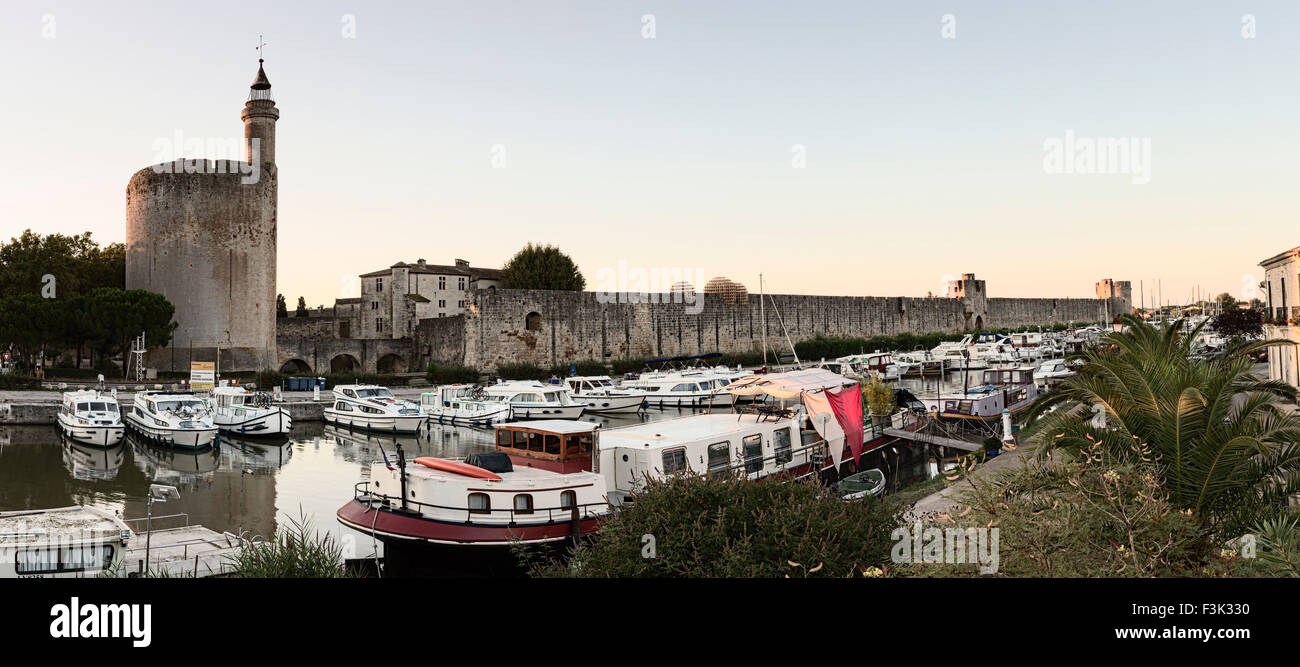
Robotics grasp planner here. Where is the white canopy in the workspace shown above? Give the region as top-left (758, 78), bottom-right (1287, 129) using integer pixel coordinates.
top-left (720, 368), bottom-right (855, 399)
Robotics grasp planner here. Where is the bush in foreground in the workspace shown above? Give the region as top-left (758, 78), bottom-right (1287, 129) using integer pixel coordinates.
top-left (528, 472), bottom-right (902, 578)
top-left (228, 513), bottom-right (357, 578)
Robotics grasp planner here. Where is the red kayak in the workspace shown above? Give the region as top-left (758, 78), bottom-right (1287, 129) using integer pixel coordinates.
top-left (412, 457), bottom-right (502, 481)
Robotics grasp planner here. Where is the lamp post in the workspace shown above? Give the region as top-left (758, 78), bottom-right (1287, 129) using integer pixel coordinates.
top-left (1112, 318), bottom-right (1125, 334)
top-left (144, 483), bottom-right (180, 576)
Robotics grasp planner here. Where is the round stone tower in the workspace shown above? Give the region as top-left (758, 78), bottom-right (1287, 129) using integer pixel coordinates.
top-left (125, 60), bottom-right (280, 372)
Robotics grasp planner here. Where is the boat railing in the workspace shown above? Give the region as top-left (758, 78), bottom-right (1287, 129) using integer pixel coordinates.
top-left (352, 481), bottom-right (608, 524)
top-left (122, 512), bottom-right (191, 530)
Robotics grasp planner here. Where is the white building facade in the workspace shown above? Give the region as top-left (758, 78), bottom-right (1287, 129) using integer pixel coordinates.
top-left (357, 259), bottom-right (502, 339)
top-left (1259, 246), bottom-right (1300, 387)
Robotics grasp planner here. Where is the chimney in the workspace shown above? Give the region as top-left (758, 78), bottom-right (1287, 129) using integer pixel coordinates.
top-left (417, 258), bottom-right (427, 267)
top-left (454, 258), bottom-right (469, 268)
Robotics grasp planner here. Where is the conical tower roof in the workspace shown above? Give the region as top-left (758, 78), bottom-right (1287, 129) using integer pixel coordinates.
top-left (248, 59), bottom-right (274, 102)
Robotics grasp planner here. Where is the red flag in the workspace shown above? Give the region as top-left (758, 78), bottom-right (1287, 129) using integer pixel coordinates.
top-left (826, 384), bottom-right (864, 465)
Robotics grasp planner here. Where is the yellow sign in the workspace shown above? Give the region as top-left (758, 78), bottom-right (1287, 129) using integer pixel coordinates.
top-left (190, 361), bottom-right (215, 390)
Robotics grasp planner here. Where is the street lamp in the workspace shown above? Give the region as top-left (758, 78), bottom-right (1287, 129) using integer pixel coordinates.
top-left (144, 483), bottom-right (180, 576)
top-left (1111, 318), bottom-right (1125, 334)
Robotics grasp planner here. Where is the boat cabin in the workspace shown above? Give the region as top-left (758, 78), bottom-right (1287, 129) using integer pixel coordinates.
top-left (493, 420), bottom-right (599, 474)
top-left (980, 367), bottom-right (1035, 386)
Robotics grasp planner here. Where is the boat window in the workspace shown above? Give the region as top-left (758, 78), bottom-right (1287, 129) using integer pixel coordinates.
top-left (543, 392), bottom-right (561, 402)
top-left (89, 402), bottom-right (107, 411)
top-left (527, 431), bottom-right (544, 452)
top-left (671, 383), bottom-right (698, 392)
top-left (343, 389), bottom-right (356, 398)
top-left (497, 429), bottom-right (513, 447)
top-left (574, 434), bottom-right (593, 455)
top-left (334, 401), bottom-right (352, 411)
top-left (468, 493), bottom-right (490, 515)
top-left (662, 447), bottom-right (688, 474)
top-left (77, 403), bottom-right (89, 412)
top-left (545, 434), bottom-right (561, 455)
top-left (560, 490), bottom-right (577, 509)
top-left (707, 441), bottom-right (731, 478)
top-left (774, 428), bottom-right (793, 465)
top-left (513, 430), bottom-right (528, 448)
top-left (513, 494), bottom-right (533, 515)
top-left (743, 435), bottom-right (763, 474)
top-left (16, 545), bottom-right (114, 575)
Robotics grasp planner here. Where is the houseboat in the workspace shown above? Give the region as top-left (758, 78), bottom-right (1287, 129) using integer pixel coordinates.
top-left (420, 384), bottom-right (512, 426)
top-left (562, 376), bottom-right (646, 414)
top-left (481, 380), bottom-right (586, 420)
top-left (209, 386), bottom-right (292, 438)
top-left (324, 384), bottom-right (426, 434)
top-left (123, 391), bottom-right (218, 449)
top-left (1033, 359), bottom-right (1075, 386)
top-left (336, 420), bottom-right (609, 550)
top-left (918, 366), bottom-right (1039, 422)
top-left (621, 370), bottom-right (733, 408)
top-left (0, 506), bottom-right (131, 578)
top-left (56, 390), bottom-right (125, 447)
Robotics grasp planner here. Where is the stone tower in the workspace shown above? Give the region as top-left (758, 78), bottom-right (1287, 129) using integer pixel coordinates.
top-left (125, 59), bottom-right (280, 372)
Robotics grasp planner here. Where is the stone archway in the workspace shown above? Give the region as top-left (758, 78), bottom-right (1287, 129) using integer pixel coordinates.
top-left (377, 353), bottom-right (406, 373)
top-left (280, 358), bottom-right (311, 374)
top-left (525, 311), bottom-right (542, 331)
top-left (330, 354), bottom-right (361, 373)
top-left (975, 315), bottom-right (984, 330)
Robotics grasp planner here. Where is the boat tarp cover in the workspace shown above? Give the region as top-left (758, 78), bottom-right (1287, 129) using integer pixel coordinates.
top-left (720, 368), bottom-right (852, 399)
top-left (825, 384), bottom-right (864, 465)
top-left (465, 452), bottom-right (514, 473)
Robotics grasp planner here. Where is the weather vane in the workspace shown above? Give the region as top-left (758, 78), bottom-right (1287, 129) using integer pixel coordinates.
top-left (256, 35), bottom-right (267, 60)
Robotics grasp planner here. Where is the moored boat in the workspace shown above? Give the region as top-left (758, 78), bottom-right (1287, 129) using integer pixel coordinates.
top-left (481, 380), bottom-right (586, 420)
top-left (420, 384), bottom-right (512, 426)
top-left (336, 420), bottom-right (609, 551)
top-left (0, 506), bottom-right (131, 578)
top-left (562, 375), bottom-right (646, 414)
top-left (918, 366), bottom-right (1039, 421)
top-left (324, 384), bottom-right (426, 434)
top-left (56, 390), bottom-right (125, 448)
top-left (123, 391), bottom-right (218, 449)
top-left (209, 385), bottom-right (292, 438)
top-left (621, 370), bottom-right (732, 408)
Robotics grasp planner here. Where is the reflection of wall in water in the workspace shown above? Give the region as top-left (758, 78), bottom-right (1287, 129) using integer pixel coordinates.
top-left (861, 441), bottom-right (935, 492)
top-left (123, 445), bottom-right (278, 538)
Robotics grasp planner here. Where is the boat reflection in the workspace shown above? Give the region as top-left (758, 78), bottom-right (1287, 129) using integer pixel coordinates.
top-left (220, 434), bottom-right (293, 470)
top-left (60, 433), bottom-right (127, 481)
top-left (127, 432), bottom-right (221, 484)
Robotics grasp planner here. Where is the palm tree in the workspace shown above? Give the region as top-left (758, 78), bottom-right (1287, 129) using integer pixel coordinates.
top-left (1023, 314), bottom-right (1300, 537)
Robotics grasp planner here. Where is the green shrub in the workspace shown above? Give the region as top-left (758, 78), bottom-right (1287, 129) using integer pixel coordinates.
top-left (228, 511), bottom-right (358, 578)
top-left (427, 363), bottom-right (480, 384)
top-left (571, 360), bottom-right (609, 376)
top-left (256, 369), bottom-right (285, 389)
top-left (0, 374), bottom-right (40, 390)
top-left (528, 472), bottom-right (902, 578)
top-left (609, 358), bottom-right (647, 375)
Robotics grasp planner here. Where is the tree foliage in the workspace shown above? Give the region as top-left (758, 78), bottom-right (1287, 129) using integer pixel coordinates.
top-left (0, 229), bottom-right (124, 299)
top-left (1211, 308), bottom-right (1262, 339)
top-left (1022, 315), bottom-right (1300, 538)
top-left (295, 296), bottom-right (308, 317)
top-left (276, 294), bottom-right (288, 318)
top-left (499, 243), bottom-right (585, 291)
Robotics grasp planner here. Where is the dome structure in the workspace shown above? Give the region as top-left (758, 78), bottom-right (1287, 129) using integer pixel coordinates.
top-left (702, 277), bottom-right (749, 305)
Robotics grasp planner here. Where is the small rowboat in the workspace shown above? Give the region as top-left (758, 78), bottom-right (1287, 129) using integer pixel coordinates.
top-left (837, 468), bottom-right (886, 501)
top-left (413, 457), bottom-right (502, 481)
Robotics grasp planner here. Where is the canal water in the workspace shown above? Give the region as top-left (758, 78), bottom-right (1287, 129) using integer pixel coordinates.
top-left (0, 371), bottom-right (996, 564)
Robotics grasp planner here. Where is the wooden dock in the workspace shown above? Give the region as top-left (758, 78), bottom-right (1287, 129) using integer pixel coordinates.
top-left (121, 525), bottom-right (248, 578)
top-left (882, 427), bottom-right (982, 452)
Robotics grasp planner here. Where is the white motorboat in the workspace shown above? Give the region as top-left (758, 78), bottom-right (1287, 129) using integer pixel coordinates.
top-left (324, 384), bottom-right (426, 434)
top-left (481, 380), bottom-right (586, 420)
top-left (622, 370), bottom-right (733, 408)
top-left (1033, 359), bottom-right (1075, 386)
top-left (836, 352), bottom-right (902, 381)
top-left (123, 391), bottom-right (218, 449)
top-left (0, 506), bottom-right (131, 578)
top-left (894, 350), bottom-right (947, 376)
top-left (209, 386), bottom-right (292, 438)
top-left (562, 376), bottom-right (646, 414)
top-left (56, 390), bottom-right (125, 448)
top-left (420, 384), bottom-right (512, 426)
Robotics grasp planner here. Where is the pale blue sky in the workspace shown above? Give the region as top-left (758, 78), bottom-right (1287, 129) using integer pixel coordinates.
top-left (1, 1), bottom-right (1295, 307)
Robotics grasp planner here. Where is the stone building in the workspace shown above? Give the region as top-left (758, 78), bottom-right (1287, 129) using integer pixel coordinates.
top-left (1259, 245), bottom-right (1300, 387)
top-left (352, 259), bottom-right (502, 339)
top-left (125, 59), bottom-right (280, 372)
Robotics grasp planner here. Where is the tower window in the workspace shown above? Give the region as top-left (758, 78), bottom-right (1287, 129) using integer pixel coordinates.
top-left (438, 276), bottom-right (447, 290)
top-left (376, 278), bottom-right (383, 292)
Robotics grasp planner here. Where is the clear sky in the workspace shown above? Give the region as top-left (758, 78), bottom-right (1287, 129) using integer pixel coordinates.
top-left (1, 0), bottom-right (1295, 307)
